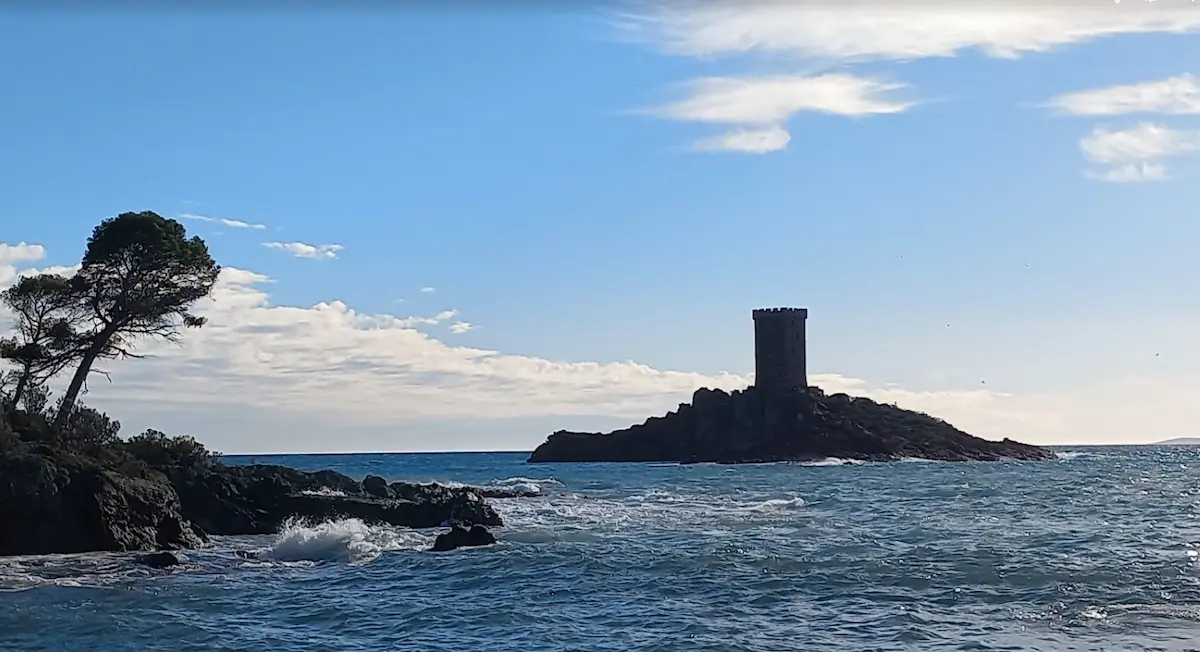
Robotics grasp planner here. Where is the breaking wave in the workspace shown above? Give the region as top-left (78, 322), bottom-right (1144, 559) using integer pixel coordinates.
top-left (260, 518), bottom-right (431, 564)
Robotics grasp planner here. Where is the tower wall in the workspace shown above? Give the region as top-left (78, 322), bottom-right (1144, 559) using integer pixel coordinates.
top-left (752, 307), bottom-right (808, 391)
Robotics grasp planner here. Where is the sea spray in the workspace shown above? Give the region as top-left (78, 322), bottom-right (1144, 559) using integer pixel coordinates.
top-left (262, 518), bottom-right (430, 564)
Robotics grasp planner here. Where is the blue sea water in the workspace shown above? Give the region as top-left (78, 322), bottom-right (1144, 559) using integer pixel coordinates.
top-left (3, 447), bottom-right (1200, 651)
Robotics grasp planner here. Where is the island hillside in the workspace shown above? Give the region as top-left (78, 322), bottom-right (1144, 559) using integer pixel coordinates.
top-left (527, 386), bottom-right (1054, 464)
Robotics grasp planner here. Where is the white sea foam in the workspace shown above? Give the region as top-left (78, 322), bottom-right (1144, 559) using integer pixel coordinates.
top-left (1055, 451), bottom-right (1091, 461)
top-left (260, 518), bottom-right (431, 564)
top-left (800, 458), bottom-right (863, 467)
top-left (430, 476), bottom-right (561, 497)
top-left (300, 487), bottom-right (347, 497)
top-left (743, 496), bottom-right (806, 511)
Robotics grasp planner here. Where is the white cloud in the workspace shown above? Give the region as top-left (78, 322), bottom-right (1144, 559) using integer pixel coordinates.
top-left (450, 321), bottom-right (476, 334)
top-left (420, 286), bottom-right (436, 293)
top-left (619, 2), bottom-right (1200, 62)
top-left (0, 242), bottom-right (46, 266)
top-left (644, 73), bottom-right (912, 153)
top-left (263, 242), bottom-right (344, 260)
top-left (1085, 161), bottom-right (1167, 183)
top-left (648, 74), bottom-right (913, 124)
top-left (693, 126), bottom-right (791, 154)
top-left (1079, 122), bottom-right (1200, 181)
top-left (1047, 74), bottom-right (1200, 116)
top-left (180, 213), bottom-right (267, 230)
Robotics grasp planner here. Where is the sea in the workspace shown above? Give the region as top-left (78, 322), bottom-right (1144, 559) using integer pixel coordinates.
top-left (2, 447), bottom-right (1200, 651)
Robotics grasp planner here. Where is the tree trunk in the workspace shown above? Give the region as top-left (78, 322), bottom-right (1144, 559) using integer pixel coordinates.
top-left (52, 333), bottom-right (111, 431)
top-left (10, 370), bottom-right (29, 409)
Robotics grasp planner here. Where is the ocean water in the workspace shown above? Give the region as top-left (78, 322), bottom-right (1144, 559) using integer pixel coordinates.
top-left (3, 447), bottom-right (1200, 651)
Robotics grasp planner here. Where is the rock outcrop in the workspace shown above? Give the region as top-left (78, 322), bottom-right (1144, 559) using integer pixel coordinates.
top-left (0, 447), bottom-right (207, 556)
top-left (0, 447), bottom-right (503, 557)
top-left (528, 386), bottom-right (1054, 464)
top-left (430, 524), bottom-right (497, 552)
top-left (166, 464), bottom-right (503, 537)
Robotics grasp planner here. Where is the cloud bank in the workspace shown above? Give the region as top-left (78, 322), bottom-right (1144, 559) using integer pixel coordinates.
top-left (3, 240), bottom-right (1196, 453)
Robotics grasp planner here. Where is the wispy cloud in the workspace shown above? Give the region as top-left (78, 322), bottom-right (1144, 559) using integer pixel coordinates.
top-left (180, 213), bottom-right (267, 230)
top-left (1047, 74), bottom-right (1200, 116)
top-left (643, 74), bottom-right (912, 153)
top-left (619, 2), bottom-right (1200, 63)
top-left (450, 321), bottom-right (476, 334)
top-left (420, 286), bottom-right (436, 293)
top-left (263, 242), bottom-right (344, 260)
top-left (1080, 122), bottom-right (1200, 182)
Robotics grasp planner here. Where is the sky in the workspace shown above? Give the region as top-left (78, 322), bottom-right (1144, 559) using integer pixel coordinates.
top-left (2, 1), bottom-right (1200, 453)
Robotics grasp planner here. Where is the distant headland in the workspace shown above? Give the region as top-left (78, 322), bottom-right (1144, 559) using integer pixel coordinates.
top-left (529, 308), bottom-right (1053, 464)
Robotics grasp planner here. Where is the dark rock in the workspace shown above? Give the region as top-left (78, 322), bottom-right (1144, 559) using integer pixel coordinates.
top-left (528, 385), bottom-right (1055, 464)
top-left (136, 551), bottom-right (185, 568)
top-left (430, 524), bottom-right (497, 552)
top-left (0, 451), bottom-right (207, 556)
top-left (168, 465), bottom-right (503, 537)
top-left (362, 475), bottom-right (392, 499)
top-left (472, 485), bottom-right (540, 499)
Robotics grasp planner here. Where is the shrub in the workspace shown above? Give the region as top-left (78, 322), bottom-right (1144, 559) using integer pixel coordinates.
top-left (124, 429), bottom-right (220, 469)
top-left (53, 400), bottom-right (121, 449)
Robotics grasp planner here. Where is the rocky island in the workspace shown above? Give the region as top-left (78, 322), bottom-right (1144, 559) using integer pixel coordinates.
top-left (529, 308), bottom-right (1053, 464)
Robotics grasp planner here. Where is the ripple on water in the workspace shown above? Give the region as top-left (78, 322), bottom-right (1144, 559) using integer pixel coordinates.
top-left (3, 447), bottom-right (1200, 651)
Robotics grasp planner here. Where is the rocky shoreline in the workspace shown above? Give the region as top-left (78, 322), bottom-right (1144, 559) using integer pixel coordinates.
top-left (528, 386), bottom-right (1054, 464)
top-left (0, 439), bottom-right (508, 557)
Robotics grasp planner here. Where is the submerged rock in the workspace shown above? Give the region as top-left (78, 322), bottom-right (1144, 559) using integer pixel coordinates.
top-left (362, 475), bottom-right (392, 499)
top-left (528, 385), bottom-right (1054, 464)
top-left (136, 551), bottom-right (185, 568)
top-left (430, 524), bottom-right (497, 552)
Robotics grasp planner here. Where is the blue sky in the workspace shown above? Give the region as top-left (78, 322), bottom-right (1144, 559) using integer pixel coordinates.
top-left (3, 2), bottom-right (1200, 453)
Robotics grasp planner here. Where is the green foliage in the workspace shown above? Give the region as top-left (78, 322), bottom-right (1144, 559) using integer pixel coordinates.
top-left (0, 211), bottom-right (225, 469)
top-left (54, 211), bottom-right (221, 428)
top-left (124, 428), bottom-right (220, 469)
top-left (0, 410), bottom-right (19, 455)
top-left (0, 273), bottom-right (89, 406)
top-left (53, 399), bottom-right (122, 449)
top-left (20, 384), bottom-right (50, 416)
top-left (75, 212), bottom-right (220, 342)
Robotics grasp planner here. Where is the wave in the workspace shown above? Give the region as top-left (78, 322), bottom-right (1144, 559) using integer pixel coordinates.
top-left (259, 518), bottom-right (431, 565)
top-left (800, 458), bottom-right (863, 467)
top-left (428, 476), bottom-right (562, 498)
top-left (299, 487), bottom-right (347, 497)
top-left (1055, 451), bottom-right (1092, 461)
top-left (742, 496), bottom-right (806, 511)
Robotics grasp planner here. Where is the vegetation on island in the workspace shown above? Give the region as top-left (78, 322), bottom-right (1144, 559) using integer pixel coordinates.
top-left (1, 215), bottom-right (502, 557)
top-left (1, 211), bottom-right (221, 468)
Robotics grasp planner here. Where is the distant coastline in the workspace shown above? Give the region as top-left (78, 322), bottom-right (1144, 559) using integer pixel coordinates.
top-left (1153, 437), bottom-right (1200, 446)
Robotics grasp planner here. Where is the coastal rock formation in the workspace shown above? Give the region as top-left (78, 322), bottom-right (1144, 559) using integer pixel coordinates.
top-left (166, 464), bottom-right (503, 537)
top-left (528, 386), bottom-right (1054, 464)
top-left (0, 446), bottom-right (207, 556)
top-left (430, 524), bottom-right (497, 552)
top-left (0, 414), bottom-right (504, 556)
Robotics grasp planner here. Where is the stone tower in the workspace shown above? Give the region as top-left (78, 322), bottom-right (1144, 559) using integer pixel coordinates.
top-left (752, 307), bottom-right (808, 392)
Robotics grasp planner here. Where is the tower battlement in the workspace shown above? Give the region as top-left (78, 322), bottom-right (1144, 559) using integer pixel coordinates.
top-left (752, 307), bottom-right (808, 318)
top-left (752, 307), bottom-right (808, 391)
